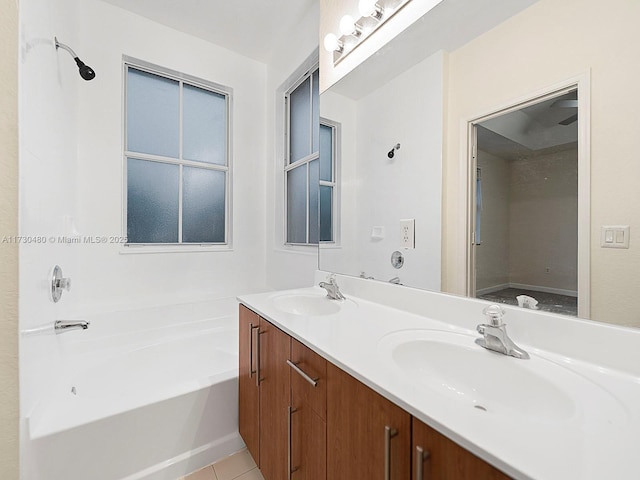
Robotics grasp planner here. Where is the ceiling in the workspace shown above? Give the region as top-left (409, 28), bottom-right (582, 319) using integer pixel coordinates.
top-left (478, 90), bottom-right (579, 159)
top-left (99, 0), bottom-right (316, 63)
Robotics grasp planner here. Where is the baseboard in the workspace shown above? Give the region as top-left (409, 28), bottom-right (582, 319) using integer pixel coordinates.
top-left (477, 283), bottom-right (577, 298)
top-left (128, 432), bottom-right (245, 480)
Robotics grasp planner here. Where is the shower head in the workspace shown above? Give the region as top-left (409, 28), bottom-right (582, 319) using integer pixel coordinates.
top-left (387, 143), bottom-right (401, 159)
top-left (55, 37), bottom-right (96, 81)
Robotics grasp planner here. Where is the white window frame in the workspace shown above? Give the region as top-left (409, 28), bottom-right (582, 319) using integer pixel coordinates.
top-left (284, 65), bottom-right (319, 246)
top-left (319, 117), bottom-right (341, 245)
top-left (121, 56), bottom-right (233, 251)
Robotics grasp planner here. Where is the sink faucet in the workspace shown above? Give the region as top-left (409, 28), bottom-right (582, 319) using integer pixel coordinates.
top-left (475, 305), bottom-right (529, 359)
top-left (319, 275), bottom-right (345, 300)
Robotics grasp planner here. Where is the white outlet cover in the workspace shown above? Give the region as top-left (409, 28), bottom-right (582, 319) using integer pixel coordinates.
top-left (400, 219), bottom-right (415, 249)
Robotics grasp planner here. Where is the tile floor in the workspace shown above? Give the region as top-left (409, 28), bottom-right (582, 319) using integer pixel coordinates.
top-left (180, 449), bottom-right (264, 480)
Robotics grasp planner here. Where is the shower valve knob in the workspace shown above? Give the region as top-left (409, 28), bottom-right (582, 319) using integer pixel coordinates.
top-left (51, 265), bottom-right (71, 303)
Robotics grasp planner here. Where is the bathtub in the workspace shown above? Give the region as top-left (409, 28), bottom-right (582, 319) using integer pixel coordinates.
top-left (25, 299), bottom-right (245, 480)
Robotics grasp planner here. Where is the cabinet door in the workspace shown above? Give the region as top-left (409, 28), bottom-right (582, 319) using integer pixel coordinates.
top-left (327, 363), bottom-right (410, 480)
top-left (290, 339), bottom-right (327, 480)
top-left (259, 317), bottom-right (291, 480)
top-left (412, 417), bottom-right (512, 480)
top-left (238, 305), bottom-right (260, 465)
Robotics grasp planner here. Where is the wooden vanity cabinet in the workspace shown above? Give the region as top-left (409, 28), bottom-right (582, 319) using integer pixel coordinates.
top-left (238, 305), bottom-right (290, 480)
top-left (327, 362), bottom-right (411, 480)
top-left (289, 338), bottom-right (327, 480)
top-left (240, 305), bottom-right (511, 480)
top-left (412, 417), bottom-right (512, 480)
top-left (238, 305), bottom-right (260, 464)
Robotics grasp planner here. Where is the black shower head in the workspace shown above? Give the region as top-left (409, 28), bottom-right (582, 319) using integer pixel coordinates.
top-left (55, 37), bottom-right (96, 81)
top-left (74, 57), bottom-right (96, 81)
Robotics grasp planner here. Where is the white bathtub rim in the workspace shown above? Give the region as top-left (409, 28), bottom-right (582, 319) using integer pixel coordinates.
top-left (29, 367), bottom-right (238, 439)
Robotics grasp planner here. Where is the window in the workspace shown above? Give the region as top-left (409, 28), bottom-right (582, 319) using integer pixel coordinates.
top-left (124, 58), bottom-right (231, 245)
top-left (319, 120), bottom-right (338, 243)
top-left (285, 67), bottom-right (338, 245)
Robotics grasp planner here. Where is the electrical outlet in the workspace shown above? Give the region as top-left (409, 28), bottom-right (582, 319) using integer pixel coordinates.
top-left (400, 219), bottom-right (415, 249)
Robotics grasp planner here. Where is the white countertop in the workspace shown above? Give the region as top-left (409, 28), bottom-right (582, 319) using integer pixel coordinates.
top-left (238, 273), bottom-right (640, 479)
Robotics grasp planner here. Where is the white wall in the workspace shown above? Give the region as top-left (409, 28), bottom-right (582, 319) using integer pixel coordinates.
top-left (0, 0), bottom-right (19, 476)
top-left (19, 0), bottom-right (273, 473)
top-left (509, 147), bottom-right (578, 292)
top-left (445, 0), bottom-right (640, 326)
top-left (73, 0), bottom-right (269, 312)
top-left (318, 90), bottom-right (359, 276)
top-left (475, 147), bottom-right (578, 295)
top-left (264, 3), bottom-right (321, 290)
top-left (475, 151), bottom-right (510, 291)
top-left (19, 0), bottom-right (83, 459)
top-left (320, 51), bottom-right (443, 289)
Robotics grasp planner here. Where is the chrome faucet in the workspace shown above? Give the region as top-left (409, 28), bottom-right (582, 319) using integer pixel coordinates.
top-left (475, 305), bottom-right (529, 359)
top-left (54, 320), bottom-right (90, 334)
top-left (319, 275), bottom-right (345, 300)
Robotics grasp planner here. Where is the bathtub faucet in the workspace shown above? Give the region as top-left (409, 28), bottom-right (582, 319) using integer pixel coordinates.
top-left (54, 320), bottom-right (90, 334)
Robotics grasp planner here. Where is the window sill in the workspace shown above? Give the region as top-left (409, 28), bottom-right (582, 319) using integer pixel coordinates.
top-left (119, 244), bottom-right (233, 254)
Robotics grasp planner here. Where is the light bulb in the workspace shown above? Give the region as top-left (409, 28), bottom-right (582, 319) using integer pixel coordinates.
top-left (323, 33), bottom-right (342, 53)
top-left (339, 15), bottom-right (361, 37)
top-left (358, 0), bottom-right (384, 19)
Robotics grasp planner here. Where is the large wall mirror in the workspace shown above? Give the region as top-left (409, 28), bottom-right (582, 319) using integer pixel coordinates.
top-left (319, 0), bottom-right (640, 328)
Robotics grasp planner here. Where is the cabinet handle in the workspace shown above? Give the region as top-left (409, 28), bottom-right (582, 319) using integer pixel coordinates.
top-left (288, 405), bottom-right (299, 480)
top-left (287, 359), bottom-right (319, 387)
top-left (256, 329), bottom-right (264, 387)
top-left (415, 445), bottom-right (431, 480)
top-left (384, 425), bottom-right (398, 480)
top-left (249, 323), bottom-right (259, 378)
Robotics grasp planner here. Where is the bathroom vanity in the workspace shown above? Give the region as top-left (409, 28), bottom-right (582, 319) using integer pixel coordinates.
top-left (238, 303), bottom-right (508, 480)
top-left (238, 273), bottom-right (640, 480)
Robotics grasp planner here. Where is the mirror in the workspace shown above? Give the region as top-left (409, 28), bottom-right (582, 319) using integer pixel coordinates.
top-left (319, 0), bottom-right (640, 327)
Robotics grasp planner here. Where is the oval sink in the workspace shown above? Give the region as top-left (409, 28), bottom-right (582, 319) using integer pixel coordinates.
top-left (378, 329), bottom-right (621, 423)
top-left (272, 293), bottom-right (353, 316)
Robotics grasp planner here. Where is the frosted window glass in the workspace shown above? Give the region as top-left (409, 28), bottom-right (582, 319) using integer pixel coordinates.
top-left (127, 159), bottom-right (179, 243)
top-left (183, 85), bottom-right (227, 165)
top-left (309, 160), bottom-right (319, 244)
top-left (312, 70), bottom-right (320, 153)
top-left (319, 124), bottom-right (333, 181)
top-left (287, 165), bottom-right (307, 243)
top-left (289, 77), bottom-right (311, 163)
top-left (320, 186), bottom-right (333, 242)
top-left (127, 68), bottom-right (179, 158)
top-left (182, 167), bottom-right (226, 243)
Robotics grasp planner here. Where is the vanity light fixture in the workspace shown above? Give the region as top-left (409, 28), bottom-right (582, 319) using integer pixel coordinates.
top-left (323, 33), bottom-right (344, 53)
top-left (359, 0), bottom-right (384, 19)
top-left (324, 0), bottom-right (413, 65)
top-left (339, 15), bottom-right (363, 37)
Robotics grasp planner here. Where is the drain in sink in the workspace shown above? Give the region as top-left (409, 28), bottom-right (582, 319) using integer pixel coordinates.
top-left (474, 405), bottom-right (487, 412)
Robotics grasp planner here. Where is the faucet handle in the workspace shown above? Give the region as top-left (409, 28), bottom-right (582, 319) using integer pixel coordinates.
top-left (482, 304), bottom-right (505, 326)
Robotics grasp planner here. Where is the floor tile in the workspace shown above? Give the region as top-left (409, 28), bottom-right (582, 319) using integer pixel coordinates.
top-left (213, 450), bottom-right (257, 480)
top-left (182, 465), bottom-right (217, 480)
top-left (234, 468), bottom-right (265, 480)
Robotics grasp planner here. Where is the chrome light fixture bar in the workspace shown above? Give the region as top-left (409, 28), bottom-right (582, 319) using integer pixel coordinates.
top-left (324, 0), bottom-right (413, 65)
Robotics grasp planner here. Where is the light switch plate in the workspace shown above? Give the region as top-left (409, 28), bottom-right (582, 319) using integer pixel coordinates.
top-left (601, 225), bottom-right (630, 249)
top-left (400, 219), bottom-right (415, 249)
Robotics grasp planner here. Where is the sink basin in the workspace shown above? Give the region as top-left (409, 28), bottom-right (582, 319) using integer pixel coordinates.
top-left (378, 329), bottom-right (624, 423)
top-left (272, 293), bottom-right (354, 316)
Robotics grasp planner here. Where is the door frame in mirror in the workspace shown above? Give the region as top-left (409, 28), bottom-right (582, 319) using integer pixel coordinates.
top-left (460, 73), bottom-right (591, 318)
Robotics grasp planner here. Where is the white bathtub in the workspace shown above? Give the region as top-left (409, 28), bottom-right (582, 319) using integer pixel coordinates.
top-left (25, 299), bottom-right (244, 480)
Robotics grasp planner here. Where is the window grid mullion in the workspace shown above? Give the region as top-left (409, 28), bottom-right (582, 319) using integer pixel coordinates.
top-left (178, 80), bottom-right (184, 243)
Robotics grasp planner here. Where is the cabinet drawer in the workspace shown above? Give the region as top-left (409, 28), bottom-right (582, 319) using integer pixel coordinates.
top-left (290, 338), bottom-right (327, 421)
